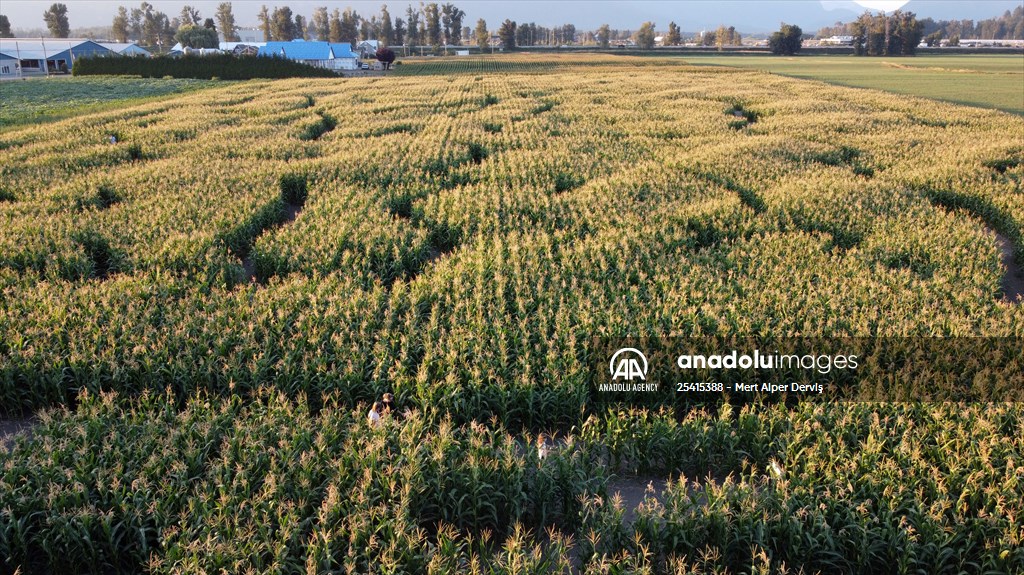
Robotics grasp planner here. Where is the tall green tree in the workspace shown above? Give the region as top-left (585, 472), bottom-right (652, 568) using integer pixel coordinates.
top-left (558, 24), bottom-right (575, 44)
top-left (43, 3), bottom-right (70, 38)
top-left (216, 2), bottom-right (239, 42)
top-left (665, 21), bottom-right (681, 46)
top-left (328, 8), bottom-right (342, 42)
top-left (424, 3), bottom-right (441, 49)
top-left (311, 7), bottom-right (328, 40)
top-left (339, 8), bottom-right (359, 45)
top-left (360, 16), bottom-right (375, 41)
top-left (441, 3), bottom-right (465, 45)
top-left (158, 12), bottom-right (175, 46)
top-left (768, 22), bottom-right (802, 55)
top-left (137, 2), bottom-right (172, 47)
top-left (893, 11), bottom-right (923, 55)
top-left (730, 26), bottom-right (742, 45)
top-left (515, 22), bottom-right (534, 46)
top-left (635, 21), bottom-right (656, 49)
top-left (128, 6), bottom-right (142, 40)
top-left (258, 5), bottom-right (271, 41)
top-left (596, 24), bottom-right (610, 48)
top-left (138, 2), bottom-right (156, 45)
top-left (394, 17), bottom-right (406, 45)
top-left (179, 5), bottom-right (200, 28)
top-left (498, 19), bottom-right (516, 51)
top-left (112, 7), bottom-right (130, 42)
top-left (175, 24), bottom-right (217, 48)
top-left (851, 11), bottom-right (922, 56)
top-left (271, 6), bottom-right (296, 40)
top-left (0, 15), bottom-right (11, 38)
top-left (295, 15), bottom-right (307, 40)
top-left (475, 18), bottom-right (488, 51)
top-left (405, 5), bottom-right (420, 45)
top-left (380, 5), bottom-right (393, 46)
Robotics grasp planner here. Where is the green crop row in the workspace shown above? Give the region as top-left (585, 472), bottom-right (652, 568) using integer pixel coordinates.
top-left (3, 394), bottom-right (1021, 574)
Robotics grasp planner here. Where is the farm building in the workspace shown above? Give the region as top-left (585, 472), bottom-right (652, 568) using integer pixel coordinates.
top-left (0, 38), bottom-right (115, 77)
top-left (258, 40), bottom-right (359, 71)
top-left (168, 41), bottom-right (266, 56)
top-left (220, 42), bottom-right (266, 55)
top-left (98, 42), bottom-right (150, 56)
top-left (356, 40), bottom-right (380, 57)
top-left (234, 28), bottom-right (265, 43)
top-left (0, 51), bottom-right (16, 78)
top-left (820, 35), bottom-right (855, 46)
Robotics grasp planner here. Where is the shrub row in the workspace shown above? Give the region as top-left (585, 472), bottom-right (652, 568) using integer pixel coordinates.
top-left (72, 54), bottom-right (340, 80)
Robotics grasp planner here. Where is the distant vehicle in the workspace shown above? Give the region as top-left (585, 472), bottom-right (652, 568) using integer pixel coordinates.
top-left (360, 62), bottom-right (370, 70)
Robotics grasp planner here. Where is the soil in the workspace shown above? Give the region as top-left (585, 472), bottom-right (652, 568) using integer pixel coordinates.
top-left (242, 256), bottom-right (257, 281)
top-left (606, 476), bottom-right (668, 523)
top-left (283, 202), bottom-right (302, 225)
top-left (0, 415), bottom-right (36, 452)
top-left (994, 231), bottom-right (1024, 303)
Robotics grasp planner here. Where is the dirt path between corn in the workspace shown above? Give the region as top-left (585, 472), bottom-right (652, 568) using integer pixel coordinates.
top-left (995, 231), bottom-right (1024, 303)
top-left (606, 474), bottom-right (722, 522)
top-left (0, 415), bottom-right (36, 452)
top-left (606, 476), bottom-right (668, 523)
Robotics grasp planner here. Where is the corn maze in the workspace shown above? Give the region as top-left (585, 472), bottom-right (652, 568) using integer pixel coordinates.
top-left (1, 54), bottom-right (1023, 573)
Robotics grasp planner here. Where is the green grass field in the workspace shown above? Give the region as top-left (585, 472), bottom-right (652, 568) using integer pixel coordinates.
top-left (0, 75), bottom-right (219, 128)
top-left (684, 54), bottom-right (1024, 115)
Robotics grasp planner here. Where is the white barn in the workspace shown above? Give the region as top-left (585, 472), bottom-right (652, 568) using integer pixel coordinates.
top-left (356, 40), bottom-right (380, 57)
top-left (98, 42), bottom-right (150, 56)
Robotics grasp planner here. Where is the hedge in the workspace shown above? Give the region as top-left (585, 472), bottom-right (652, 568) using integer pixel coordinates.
top-left (72, 54), bottom-right (341, 80)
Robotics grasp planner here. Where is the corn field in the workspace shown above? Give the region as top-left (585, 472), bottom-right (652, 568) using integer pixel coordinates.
top-left (1, 54), bottom-right (1022, 573)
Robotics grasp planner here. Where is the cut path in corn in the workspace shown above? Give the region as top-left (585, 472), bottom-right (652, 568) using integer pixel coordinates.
top-left (607, 475), bottom-right (729, 523)
top-left (0, 415), bottom-right (35, 452)
top-left (996, 231), bottom-right (1024, 303)
top-left (607, 476), bottom-right (668, 523)
top-left (242, 200), bottom-right (303, 283)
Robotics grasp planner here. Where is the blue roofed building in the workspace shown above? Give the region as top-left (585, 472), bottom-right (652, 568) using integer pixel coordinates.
top-left (257, 40), bottom-right (359, 71)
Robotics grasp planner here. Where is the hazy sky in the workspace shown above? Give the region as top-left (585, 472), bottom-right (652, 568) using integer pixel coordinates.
top-left (3, 0), bottom-right (1021, 33)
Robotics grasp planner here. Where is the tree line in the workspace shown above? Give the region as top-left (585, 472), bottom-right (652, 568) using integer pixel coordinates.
top-left (7, 2), bottom-right (1017, 55)
top-left (818, 6), bottom-right (1023, 46)
top-left (849, 11), bottom-right (924, 56)
top-left (4, 2), bottom-right (733, 52)
top-left (253, 3), bottom-right (466, 48)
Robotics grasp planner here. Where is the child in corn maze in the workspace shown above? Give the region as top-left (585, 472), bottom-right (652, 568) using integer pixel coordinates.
top-left (368, 402), bottom-right (382, 427)
top-left (537, 433), bottom-right (551, 460)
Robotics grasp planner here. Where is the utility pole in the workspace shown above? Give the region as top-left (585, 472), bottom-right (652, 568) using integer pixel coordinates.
top-left (40, 37), bottom-right (49, 75)
top-left (15, 41), bottom-right (23, 79)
